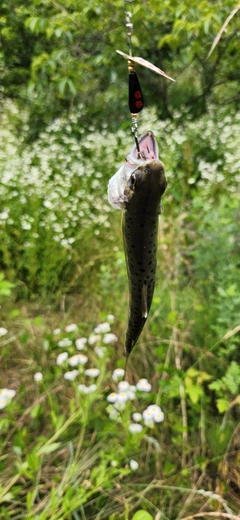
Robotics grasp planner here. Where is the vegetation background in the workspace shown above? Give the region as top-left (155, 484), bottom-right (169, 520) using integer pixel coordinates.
top-left (0, 0), bottom-right (239, 518)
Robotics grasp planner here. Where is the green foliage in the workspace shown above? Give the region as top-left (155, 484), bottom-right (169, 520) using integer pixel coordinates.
top-left (0, 273), bottom-right (14, 301)
top-left (132, 511), bottom-right (153, 520)
top-left (1, 0), bottom-right (240, 135)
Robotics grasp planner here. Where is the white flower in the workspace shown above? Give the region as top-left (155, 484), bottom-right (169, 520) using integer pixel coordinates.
top-left (53, 328), bottom-right (61, 335)
top-left (112, 368), bottom-right (125, 381)
top-left (0, 394), bottom-right (8, 409)
top-left (107, 314), bottom-right (115, 323)
top-left (142, 404), bottom-right (164, 426)
top-left (94, 322), bottom-right (111, 334)
top-left (88, 334), bottom-right (101, 345)
top-left (65, 323), bottom-right (78, 332)
top-left (128, 423), bottom-right (143, 433)
top-left (146, 405), bottom-right (164, 423)
top-left (130, 459), bottom-right (139, 471)
top-left (153, 410), bottom-right (164, 423)
top-left (114, 392), bottom-right (128, 410)
top-left (111, 460), bottom-right (117, 467)
top-left (68, 354), bottom-right (88, 366)
top-left (76, 337), bottom-right (87, 350)
top-left (127, 390), bottom-right (136, 400)
top-left (136, 378), bottom-right (152, 392)
top-left (132, 412), bottom-right (142, 422)
top-left (78, 383), bottom-right (97, 394)
top-left (56, 352), bottom-right (68, 365)
top-left (0, 327), bottom-right (8, 336)
top-left (118, 381), bottom-right (129, 392)
top-left (142, 408), bottom-right (154, 427)
top-left (84, 368), bottom-right (100, 378)
top-left (103, 333), bottom-right (118, 344)
top-left (2, 388), bottom-right (16, 399)
top-left (64, 370), bottom-right (79, 380)
top-left (107, 392), bottom-right (118, 403)
top-left (58, 338), bottom-right (72, 348)
top-left (117, 392), bottom-right (129, 403)
top-left (94, 346), bottom-right (106, 358)
top-left (34, 372), bottom-right (43, 382)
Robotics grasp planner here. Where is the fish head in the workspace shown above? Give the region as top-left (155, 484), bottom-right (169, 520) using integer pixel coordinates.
top-left (124, 159), bottom-right (167, 213)
top-left (108, 131), bottom-right (165, 210)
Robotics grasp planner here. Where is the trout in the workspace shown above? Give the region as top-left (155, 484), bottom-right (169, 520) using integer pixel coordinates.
top-left (108, 131), bottom-right (167, 359)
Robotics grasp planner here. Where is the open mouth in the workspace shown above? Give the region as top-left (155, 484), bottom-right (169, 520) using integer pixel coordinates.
top-left (132, 131), bottom-right (158, 161)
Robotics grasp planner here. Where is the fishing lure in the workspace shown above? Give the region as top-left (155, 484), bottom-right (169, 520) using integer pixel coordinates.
top-left (108, 131), bottom-right (167, 359)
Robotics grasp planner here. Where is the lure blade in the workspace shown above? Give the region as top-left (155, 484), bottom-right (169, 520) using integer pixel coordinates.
top-left (116, 50), bottom-right (175, 82)
top-left (129, 71), bottom-right (144, 113)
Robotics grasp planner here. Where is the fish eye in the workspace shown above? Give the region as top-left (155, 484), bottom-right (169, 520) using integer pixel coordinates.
top-left (130, 171), bottom-right (141, 189)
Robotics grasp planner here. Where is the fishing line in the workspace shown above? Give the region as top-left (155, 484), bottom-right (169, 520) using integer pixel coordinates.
top-left (124, 0), bottom-right (144, 157)
top-left (119, 1), bottom-right (175, 157)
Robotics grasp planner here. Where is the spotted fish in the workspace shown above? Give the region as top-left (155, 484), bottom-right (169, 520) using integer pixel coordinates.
top-left (108, 131), bottom-right (167, 359)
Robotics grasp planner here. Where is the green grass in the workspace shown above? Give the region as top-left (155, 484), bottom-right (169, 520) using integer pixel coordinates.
top-left (0, 105), bottom-right (240, 519)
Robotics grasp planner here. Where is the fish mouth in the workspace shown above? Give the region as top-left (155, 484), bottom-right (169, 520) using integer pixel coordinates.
top-left (132, 131), bottom-right (159, 162)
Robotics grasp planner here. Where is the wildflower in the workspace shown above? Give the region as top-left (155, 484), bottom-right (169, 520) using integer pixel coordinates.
top-left (53, 328), bottom-right (61, 335)
top-left (153, 410), bottom-right (164, 423)
top-left (117, 392), bottom-right (129, 403)
top-left (118, 381), bottom-right (129, 392)
top-left (130, 459), bottom-right (139, 471)
top-left (111, 460), bottom-right (117, 467)
top-left (84, 368), bottom-right (100, 378)
top-left (107, 392), bottom-right (118, 403)
top-left (114, 392), bottom-right (128, 411)
top-left (34, 372), bottom-right (43, 382)
top-left (58, 338), bottom-right (72, 348)
top-left (94, 346), bottom-right (106, 358)
top-left (147, 404), bottom-right (164, 423)
top-left (94, 322), bottom-right (111, 334)
top-left (0, 327), bottom-right (8, 336)
top-left (65, 323), bottom-right (78, 332)
top-left (142, 404), bottom-right (164, 426)
top-left (127, 389), bottom-right (136, 400)
top-left (2, 388), bottom-right (16, 399)
top-left (88, 334), bottom-right (101, 345)
top-left (107, 314), bottom-right (115, 323)
top-left (76, 337), bottom-right (87, 350)
top-left (64, 370), bottom-right (79, 381)
top-left (142, 409), bottom-right (154, 427)
top-left (136, 378), bottom-right (152, 392)
top-left (112, 368), bottom-right (125, 382)
top-left (56, 352), bottom-right (68, 365)
top-left (0, 394), bottom-right (8, 409)
top-left (78, 383), bottom-right (97, 394)
top-left (132, 412), bottom-right (142, 422)
top-left (103, 333), bottom-right (118, 344)
top-left (128, 423), bottom-right (143, 433)
top-left (68, 354), bottom-right (88, 366)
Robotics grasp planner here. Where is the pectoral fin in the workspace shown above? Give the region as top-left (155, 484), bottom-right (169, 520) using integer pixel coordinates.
top-left (141, 284), bottom-right (148, 319)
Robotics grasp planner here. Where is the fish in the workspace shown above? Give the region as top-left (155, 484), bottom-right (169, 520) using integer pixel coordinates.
top-left (108, 131), bottom-right (167, 359)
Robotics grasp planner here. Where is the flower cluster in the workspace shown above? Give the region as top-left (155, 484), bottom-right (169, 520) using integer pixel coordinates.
top-left (33, 318), bottom-right (117, 391)
top-left (107, 370), bottom-right (164, 430)
top-left (0, 388), bottom-right (16, 410)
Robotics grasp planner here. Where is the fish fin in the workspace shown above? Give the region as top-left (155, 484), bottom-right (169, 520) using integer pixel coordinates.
top-left (141, 284), bottom-right (148, 319)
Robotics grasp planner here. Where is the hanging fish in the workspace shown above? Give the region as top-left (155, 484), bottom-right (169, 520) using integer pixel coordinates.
top-left (108, 131), bottom-right (167, 359)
